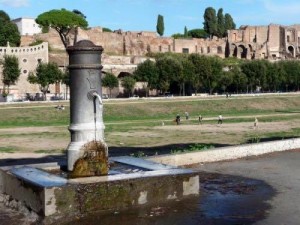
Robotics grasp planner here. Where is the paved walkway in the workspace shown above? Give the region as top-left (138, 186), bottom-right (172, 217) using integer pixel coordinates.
top-left (197, 149), bottom-right (300, 225)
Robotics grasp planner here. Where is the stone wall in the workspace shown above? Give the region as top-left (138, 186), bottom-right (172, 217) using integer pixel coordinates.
top-left (6, 23), bottom-right (300, 99)
top-left (228, 24), bottom-right (300, 60)
top-left (0, 42), bottom-right (54, 100)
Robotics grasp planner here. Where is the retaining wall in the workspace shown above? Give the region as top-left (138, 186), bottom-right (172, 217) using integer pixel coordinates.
top-left (148, 138), bottom-right (300, 166)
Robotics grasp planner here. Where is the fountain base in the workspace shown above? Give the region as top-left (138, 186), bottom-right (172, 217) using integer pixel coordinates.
top-left (0, 157), bottom-right (199, 224)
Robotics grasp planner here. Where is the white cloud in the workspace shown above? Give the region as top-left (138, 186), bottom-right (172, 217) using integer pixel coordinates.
top-left (0, 0), bottom-right (29, 7)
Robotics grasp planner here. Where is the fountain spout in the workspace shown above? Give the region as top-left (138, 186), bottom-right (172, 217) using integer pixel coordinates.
top-left (92, 92), bottom-right (103, 105)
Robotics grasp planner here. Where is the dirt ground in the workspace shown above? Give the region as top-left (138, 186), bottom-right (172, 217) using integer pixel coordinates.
top-left (0, 118), bottom-right (299, 159)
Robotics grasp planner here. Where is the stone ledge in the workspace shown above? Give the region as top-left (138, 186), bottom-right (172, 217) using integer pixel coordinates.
top-left (148, 138), bottom-right (300, 166)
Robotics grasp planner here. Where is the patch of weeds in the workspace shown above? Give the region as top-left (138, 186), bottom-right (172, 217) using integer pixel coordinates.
top-left (130, 151), bottom-right (146, 158)
top-left (34, 148), bottom-right (65, 154)
top-left (247, 135), bottom-right (261, 143)
top-left (0, 147), bottom-right (16, 153)
top-left (170, 143), bottom-right (214, 154)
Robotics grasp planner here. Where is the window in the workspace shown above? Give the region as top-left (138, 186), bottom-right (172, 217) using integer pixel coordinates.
top-left (23, 70), bottom-right (27, 74)
top-left (182, 48), bottom-right (189, 54)
top-left (23, 58), bottom-right (27, 63)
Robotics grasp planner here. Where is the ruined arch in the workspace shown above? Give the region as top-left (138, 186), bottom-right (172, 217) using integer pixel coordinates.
top-left (288, 45), bottom-right (295, 57)
top-left (231, 44), bottom-right (237, 57)
top-left (238, 45), bottom-right (247, 59)
top-left (118, 72), bottom-right (133, 79)
top-left (248, 44), bottom-right (253, 53)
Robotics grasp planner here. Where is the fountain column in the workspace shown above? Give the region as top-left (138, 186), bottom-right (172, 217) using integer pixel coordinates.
top-left (66, 40), bottom-right (104, 171)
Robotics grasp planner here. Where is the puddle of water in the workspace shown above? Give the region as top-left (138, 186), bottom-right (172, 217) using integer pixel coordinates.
top-left (61, 172), bottom-right (276, 225)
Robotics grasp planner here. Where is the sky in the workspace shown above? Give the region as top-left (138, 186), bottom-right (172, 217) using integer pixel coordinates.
top-left (1, 0), bottom-right (300, 36)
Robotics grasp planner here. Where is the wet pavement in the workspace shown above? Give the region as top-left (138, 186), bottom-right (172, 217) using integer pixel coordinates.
top-left (60, 173), bottom-right (275, 225)
top-left (1, 150), bottom-right (300, 224)
top-left (196, 149), bottom-right (300, 225)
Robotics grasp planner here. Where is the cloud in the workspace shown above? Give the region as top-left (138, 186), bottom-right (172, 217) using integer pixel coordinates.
top-left (0, 0), bottom-right (29, 7)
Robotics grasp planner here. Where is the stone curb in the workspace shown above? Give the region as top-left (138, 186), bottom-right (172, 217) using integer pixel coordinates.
top-left (147, 138), bottom-right (300, 166)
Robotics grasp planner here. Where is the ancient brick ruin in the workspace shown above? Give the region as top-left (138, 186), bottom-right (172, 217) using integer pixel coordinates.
top-left (1, 24), bottom-right (300, 99)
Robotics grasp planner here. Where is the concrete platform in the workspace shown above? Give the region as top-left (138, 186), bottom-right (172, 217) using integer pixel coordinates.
top-left (0, 157), bottom-right (199, 224)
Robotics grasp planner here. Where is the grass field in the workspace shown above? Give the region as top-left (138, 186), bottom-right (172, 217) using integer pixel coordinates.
top-left (1, 94), bottom-right (300, 156)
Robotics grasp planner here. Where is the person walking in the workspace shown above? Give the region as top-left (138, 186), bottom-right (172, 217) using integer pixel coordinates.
top-left (218, 114), bottom-right (223, 125)
top-left (185, 111), bottom-right (189, 120)
top-left (198, 115), bottom-right (203, 124)
top-left (175, 114), bottom-right (181, 125)
top-left (254, 117), bottom-right (258, 128)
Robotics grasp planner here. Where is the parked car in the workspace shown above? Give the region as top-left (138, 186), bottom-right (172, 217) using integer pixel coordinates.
top-left (129, 95), bottom-right (139, 99)
top-left (102, 94), bottom-right (109, 99)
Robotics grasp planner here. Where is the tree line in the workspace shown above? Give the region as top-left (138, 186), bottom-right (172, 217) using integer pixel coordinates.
top-left (132, 53), bottom-right (300, 96)
top-left (0, 10), bottom-right (21, 47)
top-left (170, 7), bottom-right (236, 39)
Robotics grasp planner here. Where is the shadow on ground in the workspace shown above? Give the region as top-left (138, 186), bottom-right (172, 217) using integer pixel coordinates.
top-left (0, 143), bottom-right (230, 167)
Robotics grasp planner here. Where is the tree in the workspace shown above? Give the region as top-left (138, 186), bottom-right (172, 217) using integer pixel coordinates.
top-left (230, 65), bottom-right (247, 93)
top-left (156, 14), bottom-right (164, 36)
top-left (72, 9), bottom-right (87, 43)
top-left (171, 33), bottom-right (185, 39)
top-left (133, 59), bottom-right (159, 96)
top-left (187, 29), bottom-right (208, 38)
top-left (28, 62), bottom-right (63, 100)
top-left (217, 8), bottom-right (225, 38)
top-left (241, 60), bottom-right (266, 93)
top-left (264, 61), bottom-right (284, 92)
top-left (0, 10), bottom-right (10, 21)
top-left (219, 71), bottom-right (233, 93)
top-left (224, 13), bottom-right (236, 36)
top-left (72, 9), bottom-right (86, 18)
top-left (206, 56), bottom-right (223, 94)
top-left (61, 69), bottom-right (70, 100)
top-left (156, 56), bottom-right (181, 94)
top-left (184, 26), bottom-right (188, 37)
top-left (36, 9), bottom-right (88, 48)
top-left (280, 60), bottom-right (300, 91)
top-left (2, 55), bottom-right (21, 96)
top-left (177, 57), bottom-right (194, 96)
top-left (203, 7), bottom-right (217, 39)
top-left (0, 11), bottom-right (21, 47)
top-left (121, 76), bottom-right (136, 97)
top-left (102, 72), bottom-right (119, 98)
top-left (102, 27), bottom-right (112, 32)
top-left (188, 54), bottom-right (204, 95)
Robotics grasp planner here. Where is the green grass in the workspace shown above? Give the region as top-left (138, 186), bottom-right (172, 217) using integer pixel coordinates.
top-left (1, 95), bottom-right (300, 128)
top-left (34, 149), bottom-right (66, 154)
top-left (170, 143), bottom-right (215, 154)
top-left (0, 147), bottom-right (17, 153)
top-left (1, 95), bottom-right (300, 153)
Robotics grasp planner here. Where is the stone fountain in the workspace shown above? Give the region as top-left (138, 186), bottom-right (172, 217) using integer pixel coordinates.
top-left (66, 40), bottom-right (108, 177)
top-left (0, 40), bottom-right (199, 224)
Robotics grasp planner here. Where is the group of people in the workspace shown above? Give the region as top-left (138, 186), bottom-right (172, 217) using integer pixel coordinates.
top-left (174, 112), bottom-right (259, 128)
top-left (55, 105), bottom-right (65, 110)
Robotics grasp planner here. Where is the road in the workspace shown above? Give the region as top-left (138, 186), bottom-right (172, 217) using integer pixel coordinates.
top-left (196, 149), bottom-right (300, 225)
top-left (1, 150), bottom-right (300, 224)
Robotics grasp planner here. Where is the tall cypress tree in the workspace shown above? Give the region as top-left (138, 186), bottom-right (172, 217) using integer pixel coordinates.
top-left (203, 7), bottom-right (217, 39)
top-left (156, 14), bottom-right (164, 36)
top-left (217, 8), bottom-right (225, 38)
top-left (224, 13), bottom-right (236, 36)
top-left (184, 26), bottom-right (188, 37)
